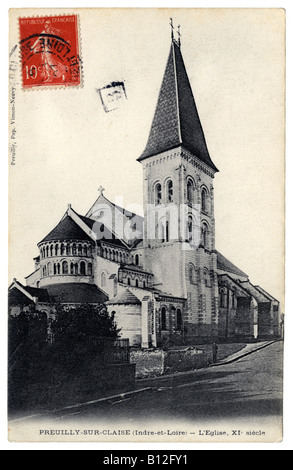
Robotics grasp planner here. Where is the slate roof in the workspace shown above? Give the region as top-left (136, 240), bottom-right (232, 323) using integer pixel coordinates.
top-left (107, 289), bottom-right (141, 305)
top-left (39, 215), bottom-right (93, 244)
top-left (137, 40), bottom-right (218, 172)
top-left (216, 251), bottom-right (248, 278)
top-left (44, 283), bottom-right (108, 304)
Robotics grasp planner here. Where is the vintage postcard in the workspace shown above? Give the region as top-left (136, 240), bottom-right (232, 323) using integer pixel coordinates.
top-left (8, 8), bottom-right (285, 443)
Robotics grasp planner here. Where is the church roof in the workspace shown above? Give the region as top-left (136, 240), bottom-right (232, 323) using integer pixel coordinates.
top-left (44, 283), bottom-right (108, 304)
top-left (107, 288), bottom-right (141, 305)
top-left (39, 215), bottom-right (93, 244)
top-left (216, 251), bottom-right (248, 278)
top-left (137, 40), bottom-right (218, 172)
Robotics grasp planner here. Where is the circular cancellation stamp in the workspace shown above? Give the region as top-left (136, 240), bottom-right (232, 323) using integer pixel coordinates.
top-left (19, 14), bottom-right (81, 89)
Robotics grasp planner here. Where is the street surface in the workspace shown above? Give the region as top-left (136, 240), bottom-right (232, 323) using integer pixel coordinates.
top-left (53, 341), bottom-right (283, 424)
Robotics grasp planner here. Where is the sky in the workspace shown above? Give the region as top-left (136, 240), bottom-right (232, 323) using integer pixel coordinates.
top-left (8, 7), bottom-right (285, 310)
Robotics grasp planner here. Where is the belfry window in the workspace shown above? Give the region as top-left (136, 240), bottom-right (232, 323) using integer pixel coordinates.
top-left (202, 223), bottom-right (209, 249)
top-left (167, 180), bottom-right (173, 202)
top-left (187, 179), bottom-right (194, 204)
top-left (155, 183), bottom-right (162, 205)
top-left (201, 188), bottom-right (208, 213)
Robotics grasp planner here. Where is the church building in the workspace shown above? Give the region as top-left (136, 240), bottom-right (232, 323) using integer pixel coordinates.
top-left (9, 28), bottom-right (282, 347)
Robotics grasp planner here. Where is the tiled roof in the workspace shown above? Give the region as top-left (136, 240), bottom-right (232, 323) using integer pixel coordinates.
top-left (137, 40), bottom-right (218, 172)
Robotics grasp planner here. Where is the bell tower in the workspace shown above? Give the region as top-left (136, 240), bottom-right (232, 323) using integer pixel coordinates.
top-left (137, 24), bottom-right (219, 339)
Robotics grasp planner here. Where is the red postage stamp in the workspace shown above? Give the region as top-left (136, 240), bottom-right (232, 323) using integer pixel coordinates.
top-left (19, 14), bottom-right (81, 89)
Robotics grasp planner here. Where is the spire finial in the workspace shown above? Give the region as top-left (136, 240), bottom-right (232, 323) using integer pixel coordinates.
top-left (169, 18), bottom-right (174, 41)
top-left (177, 24), bottom-right (181, 47)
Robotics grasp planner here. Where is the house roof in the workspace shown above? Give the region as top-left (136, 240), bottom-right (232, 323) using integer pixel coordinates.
top-left (216, 251), bottom-right (248, 278)
top-left (137, 40), bottom-right (218, 172)
top-left (39, 214), bottom-right (93, 244)
top-left (107, 288), bottom-right (141, 305)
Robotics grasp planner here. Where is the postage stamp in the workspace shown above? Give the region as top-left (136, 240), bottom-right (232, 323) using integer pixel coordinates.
top-left (18, 14), bottom-right (81, 89)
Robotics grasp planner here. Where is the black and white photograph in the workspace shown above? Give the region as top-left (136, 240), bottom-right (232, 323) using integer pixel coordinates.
top-left (6, 6), bottom-right (287, 447)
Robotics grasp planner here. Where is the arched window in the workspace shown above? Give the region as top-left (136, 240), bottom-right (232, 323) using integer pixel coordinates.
top-left (50, 245), bottom-right (54, 257)
top-left (55, 245), bottom-right (58, 256)
top-left (143, 280), bottom-right (146, 289)
top-left (80, 261), bottom-right (86, 276)
top-left (155, 182), bottom-right (162, 205)
top-left (74, 263), bottom-right (78, 275)
top-left (46, 246), bottom-right (49, 257)
top-left (135, 279), bottom-right (139, 287)
top-left (166, 220), bottom-right (169, 243)
top-left (83, 245), bottom-right (88, 257)
top-left (101, 272), bottom-right (106, 287)
top-left (70, 262), bottom-right (75, 275)
top-left (127, 277), bottom-right (131, 286)
top-left (202, 223), bottom-right (209, 249)
top-left (176, 309), bottom-right (182, 330)
top-left (72, 244), bottom-right (77, 255)
top-left (189, 263), bottom-right (196, 284)
top-left (187, 179), bottom-right (194, 204)
top-left (66, 244), bottom-right (70, 256)
top-left (78, 244), bottom-right (82, 256)
top-left (47, 262), bottom-right (51, 276)
top-left (187, 215), bottom-right (193, 241)
top-left (62, 260), bottom-right (68, 275)
top-left (204, 268), bottom-right (210, 287)
top-left (161, 307), bottom-right (167, 331)
top-left (135, 254), bottom-right (139, 266)
top-left (88, 245), bottom-right (92, 256)
top-left (167, 179), bottom-right (173, 202)
top-left (57, 263), bottom-right (60, 275)
top-left (201, 187), bottom-right (208, 213)
top-left (159, 218), bottom-right (165, 243)
top-left (60, 244), bottom-right (65, 256)
top-left (88, 263), bottom-right (93, 276)
top-left (54, 263), bottom-right (57, 275)
top-left (220, 288), bottom-right (226, 308)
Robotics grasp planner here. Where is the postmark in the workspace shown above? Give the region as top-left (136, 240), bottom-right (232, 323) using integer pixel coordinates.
top-left (19, 15), bottom-right (81, 89)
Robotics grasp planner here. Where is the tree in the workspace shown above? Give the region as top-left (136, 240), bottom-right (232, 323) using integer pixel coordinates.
top-left (50, 303), bottom-right (120, 351)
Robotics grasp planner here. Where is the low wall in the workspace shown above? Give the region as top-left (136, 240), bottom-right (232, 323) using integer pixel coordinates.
top-left (130, 347), bottom-right (210, 378)
top-left (130, 343), bottom-right (247, 378)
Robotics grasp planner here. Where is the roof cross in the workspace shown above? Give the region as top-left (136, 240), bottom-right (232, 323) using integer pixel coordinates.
top-left (98, 185), bottom-right (105, 196)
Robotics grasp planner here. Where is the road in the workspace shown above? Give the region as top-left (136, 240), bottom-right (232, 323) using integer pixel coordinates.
top-left (53, 341), bottom-right (283, 425)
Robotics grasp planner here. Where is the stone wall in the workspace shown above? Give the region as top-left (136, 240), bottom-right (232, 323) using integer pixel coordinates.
top-left (130, 346), bottom-right (211, 378)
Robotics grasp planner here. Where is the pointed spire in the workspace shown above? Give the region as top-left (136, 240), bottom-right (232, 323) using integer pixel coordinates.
top-left (137, 29), bottom-right (218, 173)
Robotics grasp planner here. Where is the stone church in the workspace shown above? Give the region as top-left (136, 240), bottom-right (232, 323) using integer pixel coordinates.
top-left (9, 31), bottom-right (282, 347)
